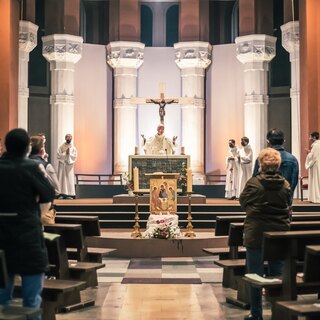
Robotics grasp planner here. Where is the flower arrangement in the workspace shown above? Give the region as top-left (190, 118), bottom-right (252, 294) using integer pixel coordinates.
top-left (122, 172), bottom-right (134, 192)
top-left (179, 162), bottom-right (187, 195)
top-left (151, 221), bottom-right (181, 239)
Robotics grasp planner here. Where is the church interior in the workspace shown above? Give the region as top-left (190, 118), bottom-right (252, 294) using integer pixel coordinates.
top-left (1, 0), bottom-right (320, 319)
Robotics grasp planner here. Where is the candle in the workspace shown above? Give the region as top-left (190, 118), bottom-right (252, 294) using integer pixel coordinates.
top-left (133, 167), bottom-right (139, 192)
top-left (134, 145), bottom-right (139, 155)
top-left (180, 146), bottom-right (185, 155)
top-left (187, 168), bottom-right (192, 193)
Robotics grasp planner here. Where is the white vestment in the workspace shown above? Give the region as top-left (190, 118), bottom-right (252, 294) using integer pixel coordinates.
top-left (305, 140), bottom-right (320, 203)
top-left (238, 144), bottom-right (253, 194)
top-left (57, 143), bottom-right (78, 196)
top-left (225, 147), bottom-right (240, 199)
top-left (143, 134), bottom-right (177, 155)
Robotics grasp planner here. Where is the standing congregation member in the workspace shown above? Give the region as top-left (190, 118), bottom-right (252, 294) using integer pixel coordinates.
top-left (37, 133), bottom-right (49, 161)
top-left (225, 139), bottom-right (239, 200)
top-left (238, 136), bottom-right (253, 194)
top-left (253, 129), bottom-right (298, 204)
top-left (0, 129), bottom-right (55, 319)
top-left (305, 131), bottom-right (320, 203)
top-left (57, 133), bottom-right (78, 199)
top-left (240, 148), bottom-right (291, 320)
top-left (30, 135), bottom-right (60, 196)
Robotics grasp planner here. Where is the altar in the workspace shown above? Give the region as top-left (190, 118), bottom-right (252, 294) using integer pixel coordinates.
top-left (129, 155), bottom-right (190, 191)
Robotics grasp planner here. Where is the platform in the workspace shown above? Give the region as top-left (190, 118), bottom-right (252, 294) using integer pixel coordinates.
top-left (112, 194), bottom-right (206, 204)
top-left (87, 230), bottom-right (228, 258)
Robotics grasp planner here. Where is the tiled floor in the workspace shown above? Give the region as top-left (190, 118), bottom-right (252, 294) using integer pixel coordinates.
top-left (97, 256), bottom-right (223, 284)
top-left (55, 256), bottom-right (274, 320)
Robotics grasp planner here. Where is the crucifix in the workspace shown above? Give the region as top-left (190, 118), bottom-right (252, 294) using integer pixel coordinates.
top-left (131, 82), bottom-right (193, 124)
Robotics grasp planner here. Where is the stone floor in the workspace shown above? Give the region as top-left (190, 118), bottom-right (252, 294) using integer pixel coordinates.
top-left (55, 256), bottom-right (274, 320)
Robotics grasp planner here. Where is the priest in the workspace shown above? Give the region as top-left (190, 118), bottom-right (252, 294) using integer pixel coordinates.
top-left (141, 124), bottom-right (177, 155)
top-left (57, 133), bottom-right (78, 199)
top-left (305, 131), bottom-right (320, 203)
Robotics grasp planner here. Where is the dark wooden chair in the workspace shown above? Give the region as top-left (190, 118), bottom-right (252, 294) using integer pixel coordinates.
top-left (300, 176), bottom-right (308, 201)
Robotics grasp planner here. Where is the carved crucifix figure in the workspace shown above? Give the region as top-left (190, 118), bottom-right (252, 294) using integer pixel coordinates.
top-left (146, 92), bottom-right (178, 124)
top-left (130, 83), bottom-right (192, 124)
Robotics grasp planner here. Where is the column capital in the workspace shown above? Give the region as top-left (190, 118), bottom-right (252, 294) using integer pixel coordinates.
top-left (19, 20), bottom-right (38, 53)
top-left (174, 41), bottom-right (212, 69)
top-left (106, 41), bottom-right (145, 69)
top-left (235, 34), bottom-right (276, 64)
top-left (42, 34), bottom-right (83, 64)
top-left (281, 21), bottom-right (299, 54)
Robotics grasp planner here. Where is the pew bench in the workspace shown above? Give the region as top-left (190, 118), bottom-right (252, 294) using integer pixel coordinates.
top-left (274, 245), bottom-right (320, 320)
top-left (275, 300), bottom-right (320, 320)
top-left (14, 278), bottom-right (87, 320)
top-left (44, 223), bottom-right (113, 263)
top-left (54, 215), bottom-right (101, 236)
top-left (44, 234), bottom-right (105, 287)
top-left (214, 213), bottom-right (320, 237)
top-left (242, 230), bottom-right (320, 319)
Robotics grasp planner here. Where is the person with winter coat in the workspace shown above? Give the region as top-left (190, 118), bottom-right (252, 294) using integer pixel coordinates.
top-left (240, 147), bottom-right (291, 320)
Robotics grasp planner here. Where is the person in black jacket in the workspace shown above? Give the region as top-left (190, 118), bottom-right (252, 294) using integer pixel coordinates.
top-left (240, 148), bottom-right (291, 320)
top-left (0, 129), bottom-right (55, 318)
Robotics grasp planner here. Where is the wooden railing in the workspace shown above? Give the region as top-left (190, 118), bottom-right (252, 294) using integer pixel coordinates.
top-left (75, 174), bottom-right (123, 185)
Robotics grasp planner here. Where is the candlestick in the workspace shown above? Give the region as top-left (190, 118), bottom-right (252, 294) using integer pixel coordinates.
top-left (180, 146), bottom-right (185, 155)
top-left (187, 168), bottom-right (192, 193)
top-left (131, 192), bottom-right (142, 238)
top-left (134, 145), bottom-right (139, 155)
top-left (184, 192), bottom-right (196, 238)
top-left (133, 167), bottom-right (139, 192)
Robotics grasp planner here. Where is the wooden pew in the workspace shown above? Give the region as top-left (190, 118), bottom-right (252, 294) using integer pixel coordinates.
top-left (49, 218), bottom-right (114, 262)
top-left (44, 223), bottom-right (114, 263)
top-left (55, 215), bottom-right (101, 236)
top-left (44, 231), bottom-right (105, 287)
top-left (214, 213), bottom-right (320, 237)
top-left (242, 230), bottom-right (320, 319)
top-left (275, 245), bottom-right (320, 320)
top-left (211, 222), bottom-right (320, 310)
top-left (212, 223), bottom-right (247, 288)
top-left (214, 215), bottom-right (246, 236)
top-left (14, 278), bottom-right (88, 320)
top-left (0, 250), bottom-right (42, 320)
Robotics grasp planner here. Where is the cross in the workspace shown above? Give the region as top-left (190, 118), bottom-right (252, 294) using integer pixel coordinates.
top-left (131, 83), bottom-right (193, 124)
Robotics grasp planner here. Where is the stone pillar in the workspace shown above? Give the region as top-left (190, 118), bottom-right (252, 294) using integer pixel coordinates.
top-left (299, 0), bottom-right (320, 176)
top-left (174, 41), bottom-right (212, 183)
top-left (106, 41), bottom-right (144, 174)
top-left (235, 34), bottom-right (276, 161)
top-left (0, 0), bottom-right (19, 140)
top-left (18, 20), bottom-right (38, 129)
top-left (281, 21), bottom-right (300, 162)
top-left (42, 34), bottom-right (83, 170)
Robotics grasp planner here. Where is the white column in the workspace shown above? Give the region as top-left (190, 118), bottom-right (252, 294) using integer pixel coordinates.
top-left (174, 41), bottom-right (212, 184)
top-left (42, 34), bottom-right (83, 170)
top-left (106, 41), bottom-right (145, 174)
top-left (235, 34), bottom-right (276, 161)
top-left (281, 21), bottom-right (300, 162)
top-left (18, 20), bottom-right (38, 129)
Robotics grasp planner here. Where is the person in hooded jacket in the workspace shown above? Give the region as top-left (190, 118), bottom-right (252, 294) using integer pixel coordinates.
top-left (239, 148), bottom-right (291, 320)
top-left (0, 128), bottom-right (55, 319)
